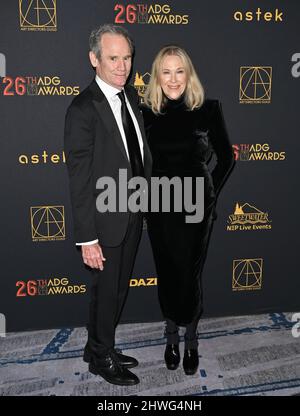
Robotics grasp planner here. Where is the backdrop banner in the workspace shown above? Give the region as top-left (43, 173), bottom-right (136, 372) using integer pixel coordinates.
top-left (0, 0), bottom-right (299, 331)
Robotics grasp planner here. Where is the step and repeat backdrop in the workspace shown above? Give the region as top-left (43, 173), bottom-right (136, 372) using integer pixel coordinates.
top-left (0, 1), bottom-right (299, 332)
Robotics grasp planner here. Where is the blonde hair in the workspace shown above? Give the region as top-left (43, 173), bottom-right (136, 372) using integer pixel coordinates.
top-left (144, 45), bottom-right (205, 114)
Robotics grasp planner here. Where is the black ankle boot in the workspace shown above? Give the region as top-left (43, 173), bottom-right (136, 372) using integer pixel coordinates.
top-left (183, 334), bottom-right (199, 375)
top-left (164, 343), bottom-right (180, 370)
top-left (183, 348), bottom-right (199, 375)
top-left (164, 327), bottom-right (180, 370)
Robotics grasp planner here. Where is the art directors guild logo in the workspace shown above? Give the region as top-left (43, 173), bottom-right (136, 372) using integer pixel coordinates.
top-left (232, 258), bottom-right (263, 291)
top-left (16, 277), bottom-right (87, 297)
top-left (227, 203), bottom-right (271, 232)
top-left (114, 3), bottom-right (189, 24)
top-left (30, 206), bottom-right (65, 242)
top-left (233, 143), bottom-right (286, 161)
top-left (19, 0), bottom-right (57, 31)
top-left (239, 66), bottom-right (272, 103)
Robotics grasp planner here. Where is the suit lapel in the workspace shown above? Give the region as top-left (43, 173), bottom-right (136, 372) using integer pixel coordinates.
top-left (89, 80), bottom-right (129, 163)
top-left (89, 80), bottom-right (152, 180)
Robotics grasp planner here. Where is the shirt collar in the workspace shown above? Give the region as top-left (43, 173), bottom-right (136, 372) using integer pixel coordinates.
top-left (95, 75), bottom-right (123, 100)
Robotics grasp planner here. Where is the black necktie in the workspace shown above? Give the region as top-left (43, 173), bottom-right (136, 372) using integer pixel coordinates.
top-left (117, 90), bottom-right (144, 177)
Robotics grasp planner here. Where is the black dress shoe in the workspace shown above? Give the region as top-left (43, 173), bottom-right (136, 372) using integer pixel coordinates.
top-left (164, 344), bottom-right (180, 370)
top-left (89, 351), bottom-right (139, 386)
top-left (183, 348), bottom-right (199, 375)
top-left (114, 348), bottom-right (138, 368)
top-left (83, 345), bottom-right (138, 368)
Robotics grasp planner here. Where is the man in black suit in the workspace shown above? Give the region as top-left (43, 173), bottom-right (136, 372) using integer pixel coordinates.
top-left (64, 24), bottom-right (152, 386)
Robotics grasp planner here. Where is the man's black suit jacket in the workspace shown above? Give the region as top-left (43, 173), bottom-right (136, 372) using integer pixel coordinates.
top-left (64, 80), bottom-right (152, 247)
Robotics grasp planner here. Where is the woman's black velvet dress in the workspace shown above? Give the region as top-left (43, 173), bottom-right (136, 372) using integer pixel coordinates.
top-left (141, 97), bottom-right (234, 325)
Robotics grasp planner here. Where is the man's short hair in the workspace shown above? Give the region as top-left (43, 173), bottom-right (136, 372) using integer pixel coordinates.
top-left (89, 24), bottom-right (134, 59)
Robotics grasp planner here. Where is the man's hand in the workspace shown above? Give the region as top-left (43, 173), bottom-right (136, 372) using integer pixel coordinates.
top-left (81, 243), bottom-right (106, 270)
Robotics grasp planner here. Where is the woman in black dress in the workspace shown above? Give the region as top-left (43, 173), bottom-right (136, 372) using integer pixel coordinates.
top-left (141, 45), bottom-right (235, 375)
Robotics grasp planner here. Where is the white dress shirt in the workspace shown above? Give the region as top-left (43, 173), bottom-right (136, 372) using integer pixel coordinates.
top-left (76, 75), bottom-right (144, 246)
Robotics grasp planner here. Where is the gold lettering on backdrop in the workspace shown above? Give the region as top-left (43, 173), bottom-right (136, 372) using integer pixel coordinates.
top-left (19, 151), bottom-right (66, 164)
top-left (130, 278), bottom-right (158, 287)
top-left (227, 203), bottom-right (272, 232)
top-left (233, 8), bottom-right (283, 22)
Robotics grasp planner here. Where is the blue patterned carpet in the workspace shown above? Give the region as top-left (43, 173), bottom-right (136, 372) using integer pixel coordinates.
top-left (0, 312), bottom-right (299, 396)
